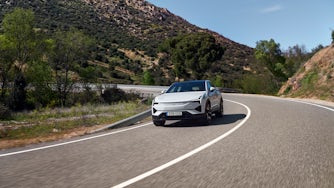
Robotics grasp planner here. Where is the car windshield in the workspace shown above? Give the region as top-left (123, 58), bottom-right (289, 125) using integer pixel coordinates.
top-left (166, 81), bottom-right (206, 93)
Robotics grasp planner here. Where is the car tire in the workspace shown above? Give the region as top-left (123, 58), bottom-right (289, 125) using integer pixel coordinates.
top-left (204, 102), bottom-right (212, 125)
top-left (153, 120), bottom-right (165, 126)
top-left (215, 99), bottom-right (224, 117)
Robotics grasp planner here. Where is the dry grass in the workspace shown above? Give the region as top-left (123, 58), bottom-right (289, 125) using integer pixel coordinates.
top-left (0, 102), bottom-right (150, 149)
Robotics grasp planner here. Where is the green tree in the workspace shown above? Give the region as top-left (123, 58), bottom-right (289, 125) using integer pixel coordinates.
top-left (142, 70), bottom-right (155, 85)
top-left (25, 60), bottom-right (54, 108)
top-left (78, 66), bottom-right (98, 91)
top-left (0, 35), bottom-right (15, 100)
top-left (213, 75), bottom-right (223, 87)
top-left (2, 8), bottom-right (36, 70)
top-left (311, 44), bottom-right (324, 55)
top-left (284, 44), bottom-right (309, 77)
top-left (1, 8), bottom-right (40, 110)
top-left (50, 28), bottom-right (94, 107)
top-left (332, 30), bottom-right (334, 44)
top-left (255, 39), bottom-right (287, 80)
top-left (238, 74), bottom-right (278, 94)
top-left (159, 33), bottom-right (224, 80)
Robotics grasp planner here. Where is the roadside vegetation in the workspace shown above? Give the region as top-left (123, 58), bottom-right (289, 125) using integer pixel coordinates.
top-left (0, 9), bottom-right (150, 148)
top-left (0, 102), bottom-right (149, 149)
top-left (0, 9), bottom-right (144, 111)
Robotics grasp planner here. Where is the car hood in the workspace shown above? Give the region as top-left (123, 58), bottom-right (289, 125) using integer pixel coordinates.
top-left (155, 91), bottom-right (206, 103)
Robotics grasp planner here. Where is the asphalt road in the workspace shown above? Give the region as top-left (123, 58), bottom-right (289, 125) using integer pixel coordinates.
top-left (1, 94), bottom-right (334, 188)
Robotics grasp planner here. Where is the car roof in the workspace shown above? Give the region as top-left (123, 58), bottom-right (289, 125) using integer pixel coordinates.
top-left (173, 80), bottom-right (208, 84)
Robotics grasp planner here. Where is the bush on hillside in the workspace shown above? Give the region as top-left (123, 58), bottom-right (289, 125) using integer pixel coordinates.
top-left (0, 103), bottom-right (11, 120)
top-left (101, 88), bottom-right (127, 104)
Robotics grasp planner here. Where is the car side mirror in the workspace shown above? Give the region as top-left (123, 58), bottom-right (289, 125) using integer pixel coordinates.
top-left (210, 87), bottom-right (216, 92)
top-left (161, 89), bottom-right (167, 94)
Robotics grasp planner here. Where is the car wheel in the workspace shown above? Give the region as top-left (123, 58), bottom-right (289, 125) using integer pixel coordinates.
top-left (153, 120), bottom-right (165, 126)
top-left (215, 99), bottom-right (224, 117)
top-left (204, 102), bottom-right (212, 125)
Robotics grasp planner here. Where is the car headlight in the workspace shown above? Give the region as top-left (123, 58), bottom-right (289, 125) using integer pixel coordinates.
top-left (152, 98), bottom-right (157, 105)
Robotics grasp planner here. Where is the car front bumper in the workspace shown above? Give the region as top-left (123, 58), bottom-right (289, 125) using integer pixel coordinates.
top-left (152, 111), bottom-right (206, 121)
top-left (151, 99), bottom-right (208, 121)
top-left (152, 101), bottom-right (205, 119)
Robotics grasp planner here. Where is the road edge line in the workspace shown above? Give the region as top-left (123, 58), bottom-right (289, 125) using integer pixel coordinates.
top-left (0, 122), bottom-right (152, 158)
top-left (111, 99), bottom-right (251, 188)
top-left (286, 99), bottom-right (334, 112)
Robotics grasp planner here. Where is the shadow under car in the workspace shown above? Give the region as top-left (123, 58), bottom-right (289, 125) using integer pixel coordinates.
top-left (163, 113), bottom-right (247, 127)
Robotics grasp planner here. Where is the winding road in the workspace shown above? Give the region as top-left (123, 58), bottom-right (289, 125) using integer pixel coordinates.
top-left (1, 94), bottom-right (334, 187)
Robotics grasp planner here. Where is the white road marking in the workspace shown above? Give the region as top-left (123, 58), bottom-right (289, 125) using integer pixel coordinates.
top-left (237, 93), bottom-right (334, 112)
top-left (112, 99), bottom-right (252, 188)
top-left (287, 99), bottom-right (334, 112)
top-left (0, 122), bottom-right (152, 158)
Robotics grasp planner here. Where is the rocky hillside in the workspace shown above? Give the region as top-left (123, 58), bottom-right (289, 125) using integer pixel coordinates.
top-left (0, 0), bottom-right (266, 87)
top-left (279, 44), bottom-right (334, 101)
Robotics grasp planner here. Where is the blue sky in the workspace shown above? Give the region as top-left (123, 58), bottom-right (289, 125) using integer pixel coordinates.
top-left (147, 0), bottom-right (334, 51)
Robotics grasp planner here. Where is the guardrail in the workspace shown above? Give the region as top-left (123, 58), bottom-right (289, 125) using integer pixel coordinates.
top-left (89, 109), bottom-right (151, 134)
top-left (219, 87), bottom-right (242, 93)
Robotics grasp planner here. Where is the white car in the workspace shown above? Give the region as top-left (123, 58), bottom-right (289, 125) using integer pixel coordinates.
top-left (152, 80), bottom-right (223, 126)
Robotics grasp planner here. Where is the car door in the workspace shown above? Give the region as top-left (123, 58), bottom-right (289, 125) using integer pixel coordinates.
top-left (207, 81), bottom-right (219, 110)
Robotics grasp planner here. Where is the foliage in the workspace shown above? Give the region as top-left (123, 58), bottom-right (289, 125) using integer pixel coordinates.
top-left (78, 66), bottom-right (99, 86)
top-left (49, 28), bottom-right (95, 107)
top-left (213, 75), bottom-right (223, 87)
top-left (2, 8), bottom-right (36, 66)
top-left (0, 35), bottom-right (14, 99)
top-left (8, 73), bottom-right (27, 111)
top-left (0, 8), bottom-right (128, 114)
top-left (1, 8), bottom-right (39, 111)
top-left (159, 33), bottom-right (224, 80)
top-left (236, 74), bottom-right (278, 94)
top-left (67, 90), bottom-right (100, 106)
top-left (301, 69), bottom-right (318, 90)
top-left (101, 88), bottom-right (127, 104)
top-left (142, 70), bottom-right (155, 85)
top-left (0, 103), bottom-right (11, 120)
top-left (311, 44), bottom-right (324, 55)
top-left (25, 60), bottom-right (55, 109)
top-left (284, 45), bottom-right (310, 77)
top-left (255, 39), bottom-right (287, 81)
top-left (254, 40), bottom-right (318, 94)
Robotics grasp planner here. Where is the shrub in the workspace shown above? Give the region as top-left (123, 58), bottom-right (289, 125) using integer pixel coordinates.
top-left (101, 88), bottom-right (127, 104)
top-left (237, 74), bottom-right (278, 94)
top-left (0, 103), bottom-right (11, 120)
top-left (68, 90), bottom-right (101, 106)
top-left (301, 70), bottom-right (318, 90)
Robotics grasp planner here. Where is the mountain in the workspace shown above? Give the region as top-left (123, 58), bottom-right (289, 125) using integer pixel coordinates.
top-left (279, 44), bottom-right (334, 101)
top-left (0, 0), bottom-right (269, 87)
